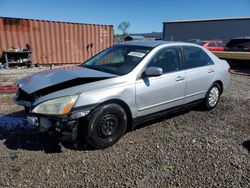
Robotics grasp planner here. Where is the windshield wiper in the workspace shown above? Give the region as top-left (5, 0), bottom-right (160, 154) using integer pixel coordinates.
top-left (82, 64), bottom-right (105, 72)
top-left (82, 64), bottom-right (120, 76)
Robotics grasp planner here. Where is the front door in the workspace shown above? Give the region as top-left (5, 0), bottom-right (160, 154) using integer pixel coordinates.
top-left (136, 47), bottom-right (186, 117)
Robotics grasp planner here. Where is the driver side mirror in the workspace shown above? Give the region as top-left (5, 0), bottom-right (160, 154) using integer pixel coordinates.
top-left (144, 67), bottom-right (163, 77)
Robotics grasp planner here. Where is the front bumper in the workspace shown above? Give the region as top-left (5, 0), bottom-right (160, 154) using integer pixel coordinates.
top-left (26, 115), bottom-right (79, 142)
top-left (17, 95), bottom-right (93, 142)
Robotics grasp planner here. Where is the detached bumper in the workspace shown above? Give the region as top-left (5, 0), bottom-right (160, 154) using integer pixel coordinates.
top-left (26, 115), bottom-right (78, 142)
top-left (55, 119), bottom-right (78, 142)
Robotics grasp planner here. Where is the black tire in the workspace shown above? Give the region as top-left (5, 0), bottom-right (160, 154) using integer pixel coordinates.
top-left (204, 83), bottom-right (221, 110)
top-left (86, 103), bottom-right (127, 149)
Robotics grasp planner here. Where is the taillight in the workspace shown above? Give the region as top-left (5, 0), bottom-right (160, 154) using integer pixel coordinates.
top-left (228, 67), bottom-right (232, 73)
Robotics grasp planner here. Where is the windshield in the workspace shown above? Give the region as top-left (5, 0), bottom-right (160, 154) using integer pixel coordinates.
top-left (80, 45), bottom-right (152, 75)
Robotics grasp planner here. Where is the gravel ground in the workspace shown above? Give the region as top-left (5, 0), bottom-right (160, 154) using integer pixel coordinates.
top-left (0, 73), bottom-right (249, 187)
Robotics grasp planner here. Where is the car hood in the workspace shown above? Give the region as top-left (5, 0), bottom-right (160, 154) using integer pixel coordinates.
top-left (17, 66), bottom-right (117, 94)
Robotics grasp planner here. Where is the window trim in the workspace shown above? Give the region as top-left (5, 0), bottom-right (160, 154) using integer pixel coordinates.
top-left (180, 46), bottom-right (214, 70)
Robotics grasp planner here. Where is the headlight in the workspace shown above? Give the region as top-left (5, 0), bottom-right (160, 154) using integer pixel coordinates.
top-left (32, 95), bottom-right (79, 115)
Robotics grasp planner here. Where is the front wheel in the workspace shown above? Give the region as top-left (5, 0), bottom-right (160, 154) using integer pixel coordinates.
top-left (86, 103), bottom-right (127, 149)
top-left (203, 83), bottom-right (221, 110)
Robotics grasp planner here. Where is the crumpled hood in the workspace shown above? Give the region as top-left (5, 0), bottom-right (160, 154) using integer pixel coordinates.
top-left (17, 66), bottom-right (117, 94)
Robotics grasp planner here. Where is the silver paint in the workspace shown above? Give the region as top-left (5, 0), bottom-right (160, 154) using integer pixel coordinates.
top-left (15, 41), bottom-right (230, 123)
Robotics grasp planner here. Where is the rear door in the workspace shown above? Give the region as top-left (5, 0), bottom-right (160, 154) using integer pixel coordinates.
top-left (136, 47), bottom-right (186, 117)
top-left (182, 46), bottom-right (216, 103)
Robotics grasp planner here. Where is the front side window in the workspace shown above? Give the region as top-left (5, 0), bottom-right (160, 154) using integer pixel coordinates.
top-left (183, 46), bottom-right (214, 69)
top-left (81, 45), bottom-right (152, 75)
top-left (208, 42), bottom-right (216, 47)
top-left (146, 47), bottom-right (181, 74)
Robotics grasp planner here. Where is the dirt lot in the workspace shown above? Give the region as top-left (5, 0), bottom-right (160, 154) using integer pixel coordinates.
top-left (0, 67), bottom-right (249, 187)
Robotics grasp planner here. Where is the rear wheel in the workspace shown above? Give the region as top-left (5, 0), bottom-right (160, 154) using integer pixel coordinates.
top-left (204, 83), bottom-right (221, 110)
top-left (86, 103), bottom-right (127, 149)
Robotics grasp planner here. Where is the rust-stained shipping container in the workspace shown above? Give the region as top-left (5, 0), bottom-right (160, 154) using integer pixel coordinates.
top-left (0, 17), bottom-right (113, 65)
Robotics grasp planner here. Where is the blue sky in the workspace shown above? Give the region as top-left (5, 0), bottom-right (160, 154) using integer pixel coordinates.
top-left (0, 0), bottom-right (249, 34)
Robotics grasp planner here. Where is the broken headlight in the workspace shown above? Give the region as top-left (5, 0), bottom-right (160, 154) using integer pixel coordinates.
top-left (32, 95), bottom-right (79, 115)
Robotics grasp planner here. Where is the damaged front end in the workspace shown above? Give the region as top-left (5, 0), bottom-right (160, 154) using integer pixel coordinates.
top-left (25, 114), bottom-right (80, 142)
top-left (14, 66), bottom-right (117, 142)
top-left (15, 89), bottom-right (87, 142)
top-left (13, 66), bottom-right (117, 142)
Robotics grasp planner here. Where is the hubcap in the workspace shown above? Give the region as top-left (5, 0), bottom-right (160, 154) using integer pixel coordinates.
top-left (208, 86), bottom-right (219, 107)
top-left (97, 114), bottom-right (119, 138)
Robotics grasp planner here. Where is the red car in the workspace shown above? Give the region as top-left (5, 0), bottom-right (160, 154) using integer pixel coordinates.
top-left (196, 40), bottom-right (225, 51)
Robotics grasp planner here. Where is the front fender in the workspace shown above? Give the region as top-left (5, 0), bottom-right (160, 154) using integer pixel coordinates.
top-left (74, 83), bottom-right (136, 118)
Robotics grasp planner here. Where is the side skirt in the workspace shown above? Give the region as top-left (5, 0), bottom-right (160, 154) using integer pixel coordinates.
top-left (132, 99), bottom-right (203, 128)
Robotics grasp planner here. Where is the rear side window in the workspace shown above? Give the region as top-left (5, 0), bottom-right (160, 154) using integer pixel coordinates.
top-left (147, 47), bottom-right (182, 74)
top-left (182, 47), bottom-right (214, 69)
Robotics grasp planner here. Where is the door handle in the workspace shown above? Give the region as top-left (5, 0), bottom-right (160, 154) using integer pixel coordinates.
top-left (208, 68), bottom-right (215, 73)
top-left (175, 76), bottom-right (185, 81)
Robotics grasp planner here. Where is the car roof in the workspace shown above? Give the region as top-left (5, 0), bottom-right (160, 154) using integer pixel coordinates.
top-left (119, 40), bottom-right (177, 47)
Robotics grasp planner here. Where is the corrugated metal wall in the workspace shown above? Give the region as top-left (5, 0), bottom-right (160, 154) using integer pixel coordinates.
top-left (163, 18), bottom-right (250, 43)
top-left (0, 17), bottom-right (113, 65)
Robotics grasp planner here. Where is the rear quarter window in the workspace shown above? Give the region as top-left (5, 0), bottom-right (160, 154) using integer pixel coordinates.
top-left (182, 46), bottom-right (214, 69)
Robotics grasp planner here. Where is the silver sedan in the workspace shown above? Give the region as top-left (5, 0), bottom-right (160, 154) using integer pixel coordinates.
top-left (15, 41), bottom-right (230, 149)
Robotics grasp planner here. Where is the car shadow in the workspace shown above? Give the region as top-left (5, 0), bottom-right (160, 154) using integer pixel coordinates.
top-left (0, 111), bottom-right (64, 153)
top-left (229, 60), bottom-right (250, 76)
top-left (133, 109), bottom-right (190, 131)
top-left (242, 140), bottom-right (250, 152)
top-left (0, 106), bottom-right (197, 152)
top-left (232, 69), bottom-right (250, 76)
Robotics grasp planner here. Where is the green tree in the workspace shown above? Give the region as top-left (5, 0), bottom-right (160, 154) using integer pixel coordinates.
top-left (118, 21), bottom-right (130, 35)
